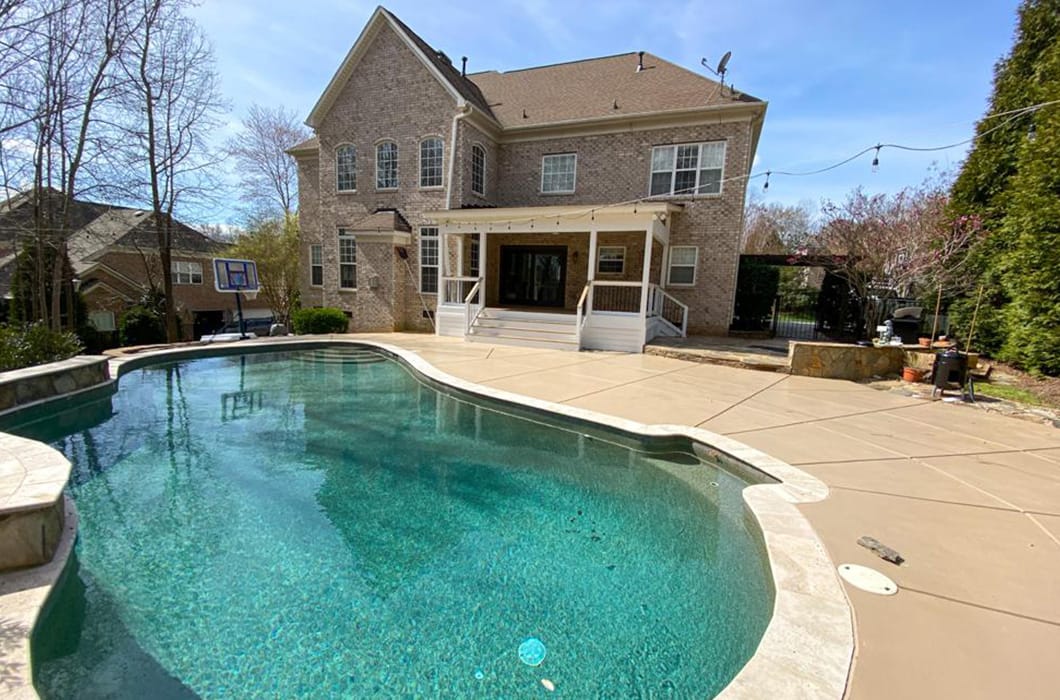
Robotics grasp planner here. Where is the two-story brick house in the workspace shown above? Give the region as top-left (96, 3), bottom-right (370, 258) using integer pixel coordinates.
top-left (293, 6), bottom-right (766, 351)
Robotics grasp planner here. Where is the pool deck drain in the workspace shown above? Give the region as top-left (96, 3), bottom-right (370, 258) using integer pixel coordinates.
top-left (2, 332), bottom-right (1059, 700)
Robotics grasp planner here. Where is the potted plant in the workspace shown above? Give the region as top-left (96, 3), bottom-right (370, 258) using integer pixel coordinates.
top-left (902, 366), bottom-right (926, 383)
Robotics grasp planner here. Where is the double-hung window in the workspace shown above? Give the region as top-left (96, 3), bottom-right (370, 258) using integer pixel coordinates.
top-left (419, 227), bottom-right (439, 293)
top-left (541, 153), bottom-right (577, 194)
top-left (310, 245), bottom-right (323, 286)
top-left (471, 144), bottom-right (486, 196)
top-left (336, 145), bottom-right (356, 191)
top-left (338, 229), bottom-right (357, 289)
top-left (419, 137), bottom-right (443, 188)
top-left (376, 141), bottom-right (398, 189)
top-left (597, 246), bottom-right (625, 274)
top-left (667, 246), bottom-right (698, 285)
top-left (649, 142), bottom-right (726, 196)
top-left (171, 260), bottom-right (202, 285)
top-left (469, 238), bottom-right (480, 277)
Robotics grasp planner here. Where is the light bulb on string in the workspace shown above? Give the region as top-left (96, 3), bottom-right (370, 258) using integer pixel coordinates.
top-left (871, 145), bottom-right (881, 173)
top-left (763, 171), bottom-right (771, 190)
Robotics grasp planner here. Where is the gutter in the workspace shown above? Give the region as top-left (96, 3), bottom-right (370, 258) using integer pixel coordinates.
top-left (445, 101), bottom-right (472, 210)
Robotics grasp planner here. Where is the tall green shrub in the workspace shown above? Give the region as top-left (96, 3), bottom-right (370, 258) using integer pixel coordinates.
top-left (291, 308), bottom-right (349, 334)
top-left (119, 306), bottom-right (166, 346)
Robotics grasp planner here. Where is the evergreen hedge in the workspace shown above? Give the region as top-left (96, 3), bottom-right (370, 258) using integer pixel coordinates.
top-left (291, 307), bottom-right (349, 334)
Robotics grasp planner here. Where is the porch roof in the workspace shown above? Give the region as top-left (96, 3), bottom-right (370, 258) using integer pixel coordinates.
top-left (427, 201), bottom-right (681, 239)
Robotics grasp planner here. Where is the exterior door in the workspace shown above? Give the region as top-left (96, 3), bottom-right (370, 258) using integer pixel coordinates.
top-left (499, 246), bottom-right (567, 307)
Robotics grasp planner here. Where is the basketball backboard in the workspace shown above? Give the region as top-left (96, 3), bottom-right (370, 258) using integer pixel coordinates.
top-left (213, 258), bottom-right (260, 293)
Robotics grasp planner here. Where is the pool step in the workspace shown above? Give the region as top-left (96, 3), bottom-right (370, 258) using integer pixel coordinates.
top-left (295, 349), bottom-right (386, 365)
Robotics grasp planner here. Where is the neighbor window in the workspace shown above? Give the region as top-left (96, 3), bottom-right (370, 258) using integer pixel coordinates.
top-left (310, 244), bottom-right (323, 286)
top-left (649, 141), bottom-right (726, 196)
top-left (597, 246), bottom-right (625, 274)
top-left (171, 260), bottom-right (202, 285)
top-left (338, 229), bottom-right (357, 289)
top-left (336, 144), bottom-right (356, 191)
top-left (469, 238), bottom-right (480, 277)
top-left (419, 227), bottom-right (439, 293)
top-left (420, 137), bottom-right (443, 187)
top-left (667, 246), bottom-right (698, 285)
top-left (471, 144), bottom-right (486, 196)
top-left (376, 141), bottom-right (398, 189)
top-left (88, 310), bottom-right (116, 332)
top-left (541, 153), bottom-right (577, 193)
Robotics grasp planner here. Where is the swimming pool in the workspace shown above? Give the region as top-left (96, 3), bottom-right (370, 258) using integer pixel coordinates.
top-left (9, 346), bottom-right (775, 697)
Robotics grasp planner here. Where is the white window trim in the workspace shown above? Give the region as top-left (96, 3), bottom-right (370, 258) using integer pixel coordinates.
top-left (648, 141), bottom-right (727, 197)
top-left (310, 244), bottom-right (323, 287)
top-left (469, 238), bottom-right (480, 277)
top-left (419, 227), bottom-right (439, 295)
top-left (418, 136), bottom-right (444, 189)
top-left (375, 140), bottom-right (398, 191)
top-left (471, 143), bottom-right (486, 197)
top-left (171, 260), bottom-right (203, 285)
top-left (596, 246), bottom-right (626, 275)
top-left (540, 153), bottom-right (577, 194)
top-left (338, 229), bottom-right (357, 290)
top-left (666, 246), bottom-right (699, 287)
top-left (336, 143), bottom-right (356, 193)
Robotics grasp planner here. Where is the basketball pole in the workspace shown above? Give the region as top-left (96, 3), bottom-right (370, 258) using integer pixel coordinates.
top-left (235, 288), bottom-right (248, 339)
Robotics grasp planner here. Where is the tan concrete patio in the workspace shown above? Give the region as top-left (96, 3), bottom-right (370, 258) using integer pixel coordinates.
top-left (362, 333), bottom-right (1060, 700)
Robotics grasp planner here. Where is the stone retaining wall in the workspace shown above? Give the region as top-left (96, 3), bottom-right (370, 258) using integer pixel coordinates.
top-left (789, 342), bottom-right (905, 380)
top-left (0, 355), bottom-right (110, 414)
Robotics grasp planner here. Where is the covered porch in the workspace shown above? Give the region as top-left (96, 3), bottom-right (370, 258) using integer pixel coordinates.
top-left (428, 203), bottom-right (688, 352)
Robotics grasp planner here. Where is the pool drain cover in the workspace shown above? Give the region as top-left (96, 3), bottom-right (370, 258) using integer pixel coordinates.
top-left (518, 638), bottom-right (547, 666)
top-left (838, 563), bottom-right (898, 595)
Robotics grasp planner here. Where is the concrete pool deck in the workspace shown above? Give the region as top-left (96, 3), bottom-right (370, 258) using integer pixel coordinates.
top-left (359, 333), bottom-right (1060, 700)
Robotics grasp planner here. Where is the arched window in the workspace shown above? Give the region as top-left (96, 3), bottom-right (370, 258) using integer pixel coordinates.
top-left (419, 137), bottom-right (443, 188)
top-left (471, 144), bottom-right (485, 196)
top-left (336, 144), bottom-right (356, 192)
top-left (376, 141), bottom-right (398, 189)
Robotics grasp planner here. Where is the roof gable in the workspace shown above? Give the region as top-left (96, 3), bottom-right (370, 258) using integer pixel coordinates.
top-left (306, 7), bottom-right (495, 129)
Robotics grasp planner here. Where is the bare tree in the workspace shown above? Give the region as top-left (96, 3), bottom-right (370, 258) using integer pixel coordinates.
top-left (119, 0), bottom-right (223, 341)
top-left (226, 103), bottom-right (308, 221)
top-left (742, 198), bottom-right (817, 254)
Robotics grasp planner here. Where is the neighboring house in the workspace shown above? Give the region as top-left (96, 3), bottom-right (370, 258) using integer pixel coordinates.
top-left (0, 189), bottom-right (270, 340)
top-left (293, 6), bottom-right (767, 351)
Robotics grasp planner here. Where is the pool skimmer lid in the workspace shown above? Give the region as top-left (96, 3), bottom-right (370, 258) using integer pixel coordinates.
top-left (838, 563), bottom-right (898, 595)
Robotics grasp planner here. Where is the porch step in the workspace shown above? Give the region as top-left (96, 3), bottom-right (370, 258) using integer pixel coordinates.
top-left (467, 308), bottom-right (579, 351)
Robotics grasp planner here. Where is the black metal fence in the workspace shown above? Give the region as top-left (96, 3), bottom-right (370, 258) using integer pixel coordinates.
top-left (771, 289), bottom-right (820, 340)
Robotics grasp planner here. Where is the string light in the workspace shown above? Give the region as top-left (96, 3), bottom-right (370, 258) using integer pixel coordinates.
top-left (871, 145), bottom-right (880, 173)
top-left (763, 171), bottom-right (770, 190)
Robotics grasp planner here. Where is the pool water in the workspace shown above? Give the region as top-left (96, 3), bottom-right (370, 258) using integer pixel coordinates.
top-left (10, 347), bottom-right (774, 698)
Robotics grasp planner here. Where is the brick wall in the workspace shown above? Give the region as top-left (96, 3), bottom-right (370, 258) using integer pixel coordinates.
top-left (297, 20), bottom-right (755, 335)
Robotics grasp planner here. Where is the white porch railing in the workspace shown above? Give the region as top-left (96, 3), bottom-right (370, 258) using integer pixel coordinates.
top-left (590, 280), bottom-right (643, 313)
top-left (441, 276), bottom-right (480, 306)
top-left (648, 283), bottom-right (689, 336)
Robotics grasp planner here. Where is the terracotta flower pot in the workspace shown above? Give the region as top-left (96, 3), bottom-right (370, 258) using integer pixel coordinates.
top-left (918, 337), bottom-right (931, 347)
top-left (902, 367), bottom-right (926, 383)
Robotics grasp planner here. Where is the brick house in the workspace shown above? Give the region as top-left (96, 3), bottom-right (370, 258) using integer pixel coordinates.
top-left (0, 190), bottom-right (269, 341)
top-left (293, 6), bottom-right (767, 351)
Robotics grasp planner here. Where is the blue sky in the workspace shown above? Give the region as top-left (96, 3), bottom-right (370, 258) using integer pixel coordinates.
top-left (189, 0), bottom-right (1021, 222)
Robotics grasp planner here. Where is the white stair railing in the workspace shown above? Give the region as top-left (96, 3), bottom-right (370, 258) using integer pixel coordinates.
top-left (464, 278), bottom-right (483, 335)
top-left (575, 282), bottom-right (592, 348)
top-left (648, 283), bottom-right (688, 336)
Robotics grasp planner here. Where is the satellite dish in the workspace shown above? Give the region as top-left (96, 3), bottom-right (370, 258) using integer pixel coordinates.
top-left (716, 51), bottom-right (731, 78)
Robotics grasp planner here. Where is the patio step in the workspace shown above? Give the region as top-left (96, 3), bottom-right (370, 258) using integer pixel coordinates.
top-left (468, 308), bottom-right (579, 351)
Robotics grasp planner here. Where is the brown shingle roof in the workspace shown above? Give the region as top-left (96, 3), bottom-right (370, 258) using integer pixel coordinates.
top-left (348, 210), bottom-right (411, 233)
top-left (468, 52), bottom-right (761, 129)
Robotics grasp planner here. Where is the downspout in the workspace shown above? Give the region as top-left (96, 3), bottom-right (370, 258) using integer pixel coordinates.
top-left (445, 101), bottom-right (472, 211)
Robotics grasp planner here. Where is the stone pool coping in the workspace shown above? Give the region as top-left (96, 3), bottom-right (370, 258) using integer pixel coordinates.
top-left (0, 337), bottom-right (853, 698)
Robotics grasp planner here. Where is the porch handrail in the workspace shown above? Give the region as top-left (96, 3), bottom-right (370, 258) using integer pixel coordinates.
top-left (575, 282), bottom-right (592, 348)
top-left (590, 280), bottom-right (642, 287)
top-left (441, 275), bottom-right (480, 305)
top-left (463, 277), bottom-right (483, 334)
top-left (649, 283), bottom-right (689, 336)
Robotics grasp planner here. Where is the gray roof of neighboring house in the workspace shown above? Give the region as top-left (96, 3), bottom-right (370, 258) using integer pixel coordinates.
top-left (0, 189), bottom-right (224, 295)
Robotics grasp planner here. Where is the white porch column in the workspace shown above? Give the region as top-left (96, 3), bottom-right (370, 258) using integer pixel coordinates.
top-left (456, 235), bottom-right (464, 276)
top-left (639, 227), bottom-right (652, 320)
top-left (478, 229), bottom-right (486, 302)
top-left (587, 227), bottom-right (598, 282)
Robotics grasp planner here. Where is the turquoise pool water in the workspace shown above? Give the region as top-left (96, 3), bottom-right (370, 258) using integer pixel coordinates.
top-left (9, 347), bottom-right (773, 698)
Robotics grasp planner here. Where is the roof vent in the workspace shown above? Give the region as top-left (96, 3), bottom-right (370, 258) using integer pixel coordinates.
top-left (637, 51), bottom-right (644, 72)
top-left (461, 56), bottom-right (467, 77)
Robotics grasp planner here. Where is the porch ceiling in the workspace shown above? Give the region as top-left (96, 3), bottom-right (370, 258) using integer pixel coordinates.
top-left (428, 202), bottom-right (681, 240)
